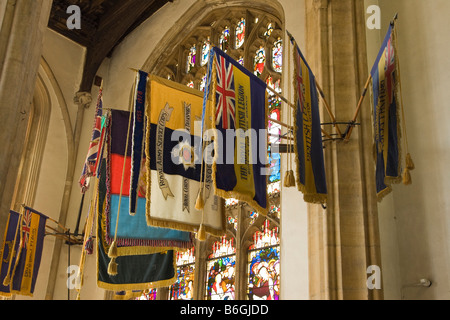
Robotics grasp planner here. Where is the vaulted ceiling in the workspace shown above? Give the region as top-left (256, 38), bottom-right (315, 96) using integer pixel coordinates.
top-left (48, 0), bottom-right (173, 92)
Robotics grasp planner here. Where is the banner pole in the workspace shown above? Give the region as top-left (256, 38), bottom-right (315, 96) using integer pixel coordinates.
top-left (343, 74), bottom-right (372, 142)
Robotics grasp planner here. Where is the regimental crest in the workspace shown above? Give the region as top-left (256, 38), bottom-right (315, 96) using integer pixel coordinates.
top-left (172, 139), bottom-right (199, 171)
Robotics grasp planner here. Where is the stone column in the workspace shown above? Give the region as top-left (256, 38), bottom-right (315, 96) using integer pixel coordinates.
top-left (0, 0), bottom-right (52, 238)
top-left (306, 0), bottom-right (383, 300)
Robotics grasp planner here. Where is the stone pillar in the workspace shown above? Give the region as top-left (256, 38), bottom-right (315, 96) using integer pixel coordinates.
top-left (306, 0), bottom-right (383, 300)
top-left (0, 0), bottom-right (52, 238)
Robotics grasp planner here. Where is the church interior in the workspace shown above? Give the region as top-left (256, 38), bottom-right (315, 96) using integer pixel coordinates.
top-left (0, 0), bottom-right (449, 301)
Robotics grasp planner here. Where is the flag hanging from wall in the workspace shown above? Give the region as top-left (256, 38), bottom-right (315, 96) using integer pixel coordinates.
top-left (370, 24), bottom-right (407, 200)
top-left (144, 75), bottom-right (226, 237)
top-left (101, 109), bottom-right (194, 255)
top-left (0, 210), bottom-right (21, 298)
top-left (0, 208), bottom-right (47, 297)
top-left (289, 32), bottom-right (327, 204)
top-left (79, 87), bottom-right (105, 193)
top-left (202, 47), bottom-right (269, 215)
top-left (96, 167), bottom-right (177, 291)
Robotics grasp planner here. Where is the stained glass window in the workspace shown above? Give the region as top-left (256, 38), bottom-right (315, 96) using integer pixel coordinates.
top-left (235, 18), bottom-right (246, 49)
top-left (227, 215), bottom-right (238, 231)
top-left (268, 95), bottom-right (281, 186)
top-left (201, 37), bottom-right (211, 66)
top-left (170, 248), bottom-right (196, 300)
top-left (264, 23), bottom-right (274, 38)
top-left (266, 75), bottom-right (282, 191)
top-left (220, 27), bottom-right (230, 52)
top-left (272, 38), bottom-right (283, 72)
top-left (254, 46), bottom-right (265, 77)
top-left (250, 220), bottom-right (280, 249)
top-left (266, 76), bottom-right (282, 94)
top-left (200, 74), bottom-right (207, 92)
top-left (248, 220), bottom-right (280, 300)
top-left (138, 289), bottom-right (157, 300)
top-left (269, 204), bottom-right (281, 219)
top-left (225, 198), bottom-right (239, 208)
top-left (268, 103), bottom-right (281, 144)
top-left (206, 236), bottom-right (236, 300)
top-left (186, 45), bottom-right (196, 73)
top-left (249, 211), bottom-right (259, 225)
top-left (267, 180), bottom-right (281, 196)
top-left (268, 151), bottom-right (281, 184)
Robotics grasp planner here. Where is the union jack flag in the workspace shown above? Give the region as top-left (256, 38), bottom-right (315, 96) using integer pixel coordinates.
top-left (21, 208), bottom-right (32, 249)
top-left (79, 88), bottom-right (104, 193)
top-left (215, 55), bottom-right (236, 130)
top-left (385, 38), bottom-right (396, 104)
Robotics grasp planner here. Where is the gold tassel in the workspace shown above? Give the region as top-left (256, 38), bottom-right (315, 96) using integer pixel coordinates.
top-left (108, 240), bottom-right (118, 258)
top-left (108, 258), bottom-right (118, 276)
top-left (289, 170), bottom-right (296, 187)
top-left (197, 224), bottom-right (206, 241)
top-left (283, 171), bottom-right (291, 187)
top-left (406, 153), bottom-right (415, 170)
top-left (402, 168), bottom-right (412, 185)
top-left (283, 170), bottom-right (296, 188)
top-left (2, 274), bottom-right (11, 287)
top-left (195, 189), bottom-right (205, 211)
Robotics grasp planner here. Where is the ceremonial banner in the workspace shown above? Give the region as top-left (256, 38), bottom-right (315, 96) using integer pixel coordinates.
top-left (97, 168), bottom-right (177, 291)
top-left (0, 208), bottom-right (47, 297)
top-left (145, 75), bottom-right (226, 236)
top-left (130, 70), bottom-right (148, 215)
top-left (371, 24), bottom-right (402, 200)
top-left (291, 35), bottom-right (327, 204)
top-left (0, 211), bottom-right (21, 297)
top-left (102, 110), bottom-right (193, 255)
top-left (79, 87), bottom-right (105, 193)
top-left (203, 47), bottom-right (269, 215)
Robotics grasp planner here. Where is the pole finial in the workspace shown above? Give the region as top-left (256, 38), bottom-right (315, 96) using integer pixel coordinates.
top-left (391, 12), bottom-right (399, 26)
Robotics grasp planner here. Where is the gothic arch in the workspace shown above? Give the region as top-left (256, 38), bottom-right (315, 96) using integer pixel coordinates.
top-left (11, 56), bottom-right (75, 212)
top-left (10, 70), bottom-right (51, 211)
top-left (141, 0), bottom-right (285, 75)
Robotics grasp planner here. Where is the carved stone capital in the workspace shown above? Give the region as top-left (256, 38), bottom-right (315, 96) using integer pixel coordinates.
top-left (74, 92), bottom-right (92, 109)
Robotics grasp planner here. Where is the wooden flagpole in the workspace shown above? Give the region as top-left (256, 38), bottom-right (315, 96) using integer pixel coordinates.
top-left (343, 74), bottom-right (372, 142)
top-left (268, 116), bottom-right (334, 142)
top-left (315, 80), bottom-right (343, 138)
